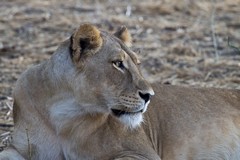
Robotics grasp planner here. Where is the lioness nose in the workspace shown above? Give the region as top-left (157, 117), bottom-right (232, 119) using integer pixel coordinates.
top-left (139, 92), bottom-right (151, 103)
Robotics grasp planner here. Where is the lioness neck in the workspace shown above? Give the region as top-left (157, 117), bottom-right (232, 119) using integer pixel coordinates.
top-left (13, 41), bottom-right (79, 127)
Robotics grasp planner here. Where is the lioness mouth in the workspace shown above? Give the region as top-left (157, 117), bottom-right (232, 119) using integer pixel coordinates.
top-left (111, 109), bottom-right (143, 117)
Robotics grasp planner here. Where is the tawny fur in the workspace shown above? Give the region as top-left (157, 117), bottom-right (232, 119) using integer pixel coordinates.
top-left (0, 24), bottom-right (240, 160)
top-left (71, 24), bottom-right (103, 65)
top-left (114, 26), bottom-right (132, 47)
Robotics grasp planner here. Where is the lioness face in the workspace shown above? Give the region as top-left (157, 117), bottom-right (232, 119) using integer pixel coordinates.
top-left (70, 24), bottom-right (154, 128)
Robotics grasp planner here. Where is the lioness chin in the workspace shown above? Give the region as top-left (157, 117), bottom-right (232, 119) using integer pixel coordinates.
top-left (0, 24), bottom-right (240, 160)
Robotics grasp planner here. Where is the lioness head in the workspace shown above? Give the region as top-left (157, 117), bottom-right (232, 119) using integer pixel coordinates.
top-left (67, 24), bottom-right (154, 128)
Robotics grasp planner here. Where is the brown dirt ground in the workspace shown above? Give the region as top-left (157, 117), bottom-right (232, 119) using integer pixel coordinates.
top-left (0, 0), bottom-right (239, 150)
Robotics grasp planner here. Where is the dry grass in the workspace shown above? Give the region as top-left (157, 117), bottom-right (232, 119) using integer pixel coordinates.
top-left (0, 0), bottom-right (239, 149)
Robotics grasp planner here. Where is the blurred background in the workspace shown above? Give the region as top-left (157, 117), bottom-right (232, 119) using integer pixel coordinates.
top-left (0, 0), bottom-right (239, 149)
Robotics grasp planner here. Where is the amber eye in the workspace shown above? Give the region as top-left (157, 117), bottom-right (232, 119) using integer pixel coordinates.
top-left (113, 60), bottom-right (124, 70)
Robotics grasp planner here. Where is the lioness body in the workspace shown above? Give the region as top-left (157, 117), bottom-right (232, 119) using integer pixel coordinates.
top-left (0, 24), bottom-right (240, 160)
top-left (146, 84), bottom-right (240, 159)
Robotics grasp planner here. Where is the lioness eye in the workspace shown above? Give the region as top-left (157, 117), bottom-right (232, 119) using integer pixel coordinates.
top-left (113, 60), bottom-right (124, 70)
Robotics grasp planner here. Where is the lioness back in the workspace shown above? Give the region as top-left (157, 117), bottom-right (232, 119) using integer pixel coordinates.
top-left (144, 84), bottom-right (240, 159)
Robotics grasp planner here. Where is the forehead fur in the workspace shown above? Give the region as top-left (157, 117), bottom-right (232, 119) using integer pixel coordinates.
top-left (101, 31), bottom-right (140, 65)
top-left (112, 36), bottom-right (141, 65)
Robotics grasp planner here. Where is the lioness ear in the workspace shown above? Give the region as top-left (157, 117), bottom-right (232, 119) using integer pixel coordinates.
top-left (70, 24), bottom-right (103, 63)
top-left (114, 26), bottom-right (132, 47)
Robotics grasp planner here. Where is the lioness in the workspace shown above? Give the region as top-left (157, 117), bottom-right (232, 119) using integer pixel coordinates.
top-left (0, 24), bottom-right (240, 160)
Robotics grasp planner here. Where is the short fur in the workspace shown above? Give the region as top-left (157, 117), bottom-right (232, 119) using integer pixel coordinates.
top-left (71, 24), bottom-right (103, 67)
top-left (0, 24), bottom-right (240, 160)
top-left (114, 26), bottom-right (132, 47)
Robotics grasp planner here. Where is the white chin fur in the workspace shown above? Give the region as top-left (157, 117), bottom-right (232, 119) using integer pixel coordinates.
top-left (118, 113), bottom-right (143, 129)
top-left (143, 101), bottom-right (150, 113)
